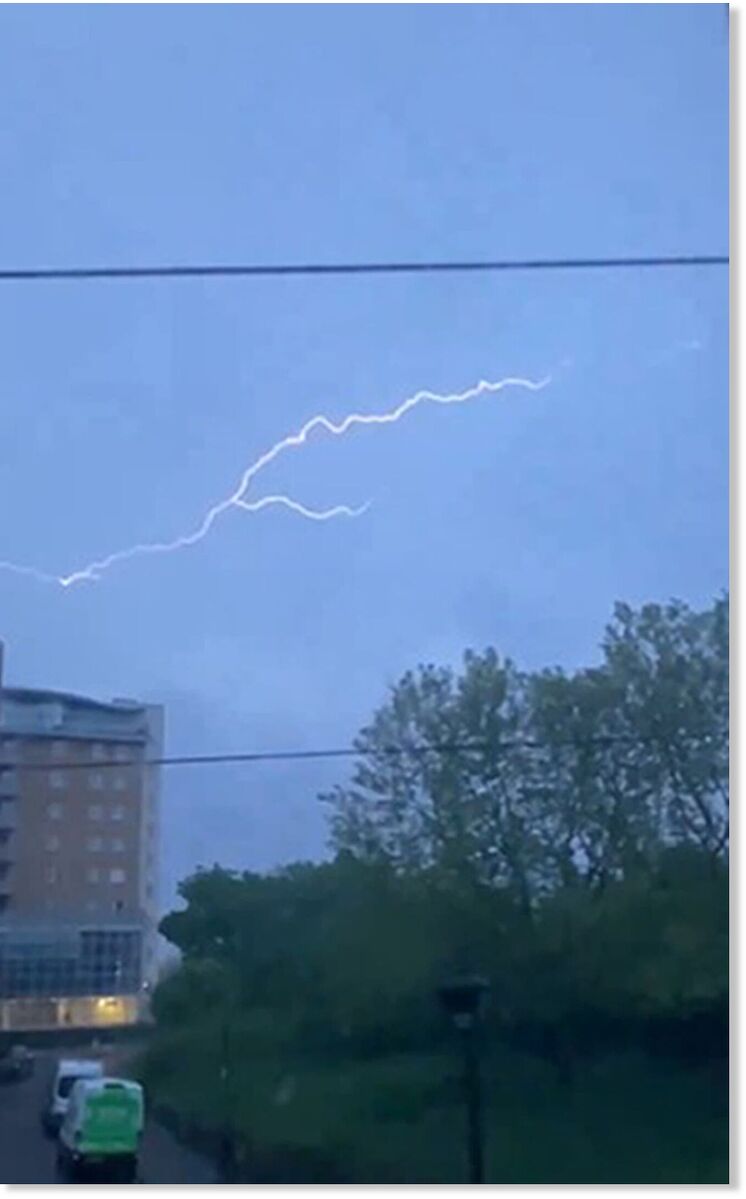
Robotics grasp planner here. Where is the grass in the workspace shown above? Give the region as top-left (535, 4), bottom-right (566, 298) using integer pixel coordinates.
top-left (137, 1024), bottom-right (728, 1183)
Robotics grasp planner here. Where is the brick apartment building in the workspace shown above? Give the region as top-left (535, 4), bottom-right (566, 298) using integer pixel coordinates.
top-left (0, 646), bottom-right (163, 1032)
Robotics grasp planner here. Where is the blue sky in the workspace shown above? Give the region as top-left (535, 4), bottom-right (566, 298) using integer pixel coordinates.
top-left (0, 5), bottom-right (728, 905)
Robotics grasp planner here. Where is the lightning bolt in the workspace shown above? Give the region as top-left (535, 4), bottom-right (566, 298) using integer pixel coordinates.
top-left (236, 496), bottom-right (371, 521)
top-left (1, 373), bottom-right (550, 589)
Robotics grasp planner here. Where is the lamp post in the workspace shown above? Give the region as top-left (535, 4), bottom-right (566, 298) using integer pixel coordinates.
top-left (437, 974), bottom-right (490, 1185)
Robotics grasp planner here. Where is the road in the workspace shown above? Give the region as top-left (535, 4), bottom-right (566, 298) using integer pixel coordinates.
top-left (0, 1050), bottom-right (217, 1184)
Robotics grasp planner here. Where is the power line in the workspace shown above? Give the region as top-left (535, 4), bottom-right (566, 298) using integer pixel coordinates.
top-left (0, 253), bottom-right (728, 285)
top-left (0, 732), bottom-right (719, 774)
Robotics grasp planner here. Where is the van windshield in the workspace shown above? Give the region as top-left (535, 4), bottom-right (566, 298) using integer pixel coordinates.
top-left (58, 1075), bottom-right (83, 1098)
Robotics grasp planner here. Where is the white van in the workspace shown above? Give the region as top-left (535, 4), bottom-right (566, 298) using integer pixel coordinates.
top-left (42, 1058), bottom-right (103, 1136)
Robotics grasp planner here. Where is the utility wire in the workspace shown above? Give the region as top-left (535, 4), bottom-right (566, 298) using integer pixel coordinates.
top-left (0, 253), bottom-right (728, 285)
top-left (0, 732), bottom-right (720, 773)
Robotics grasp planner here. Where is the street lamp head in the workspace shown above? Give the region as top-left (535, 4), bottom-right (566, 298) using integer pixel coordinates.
top-left (437, 974), bottom-right (490, 1030)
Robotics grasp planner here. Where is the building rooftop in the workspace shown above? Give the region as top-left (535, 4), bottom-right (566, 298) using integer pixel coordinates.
top-left (0, 686), bottom-right (161, 744)
top-left (1, 688), bottom-right (145, 715)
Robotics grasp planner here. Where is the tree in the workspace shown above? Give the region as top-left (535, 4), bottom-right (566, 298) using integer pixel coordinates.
top-left (600, 596), bottom-right (728, 860)
top-left (320, 651), bottom-right (547, 912)
top-left (152, 593), bottom-right (728, 1092)
top-left (527, 665), bottom-right (661, 890)
top-left (151, 955), bottom-right (235, 1026)
top-left (321, 596), bottom-right (729, 897)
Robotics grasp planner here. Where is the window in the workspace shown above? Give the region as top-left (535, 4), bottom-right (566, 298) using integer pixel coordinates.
top-left (109, 868), bottom-right (126, 885)
top-left (47, 802), bottom-right (63, 821)
top-left (45, 834), bottom-right (60, 852)
top-left (86, 899), bottom-right (99, 913)
top-left (90, 743), bottom-right (107, 762)
top-left (1, 739), bottom-right (18, 763)
top-left (87, 867), bottom-right (100, 884)
top-left (45, 864), bottom-right (58, 884)
top-left (88, 804), bottom-right (103, 821)
top-left (58, 1075), bottom-right (86, 1099)
top-left (87, 836), bottom-right (103, 852)
top-left (114, 745), bottom-right (132, 764)
top-left (111, 805), bottom-right (125, 822)
top-left (111, 837), bottom-right (125, 853)
top-left (88, 772), bottom-right (104, 791)
top-left (113, 774), bottom-right (127, 792)
top-left (50, 740), bottom-right (67, 761)
top-left (0, 770), bottom-right (18, 799)
top-left (49, 771), bottom-right (67, 791)
top-left (39, 703), bottom-right (62, 731)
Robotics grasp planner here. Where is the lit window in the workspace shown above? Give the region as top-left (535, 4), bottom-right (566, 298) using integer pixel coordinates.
top-left (87, 867), bottom-right (100, 884)
top-left (89, 772), bottom-right (104, 791)
top-left (111, 805), bottom-right (125, 822)
top-left (51, 740), bottom-right (67, 761)
top-left (87, 836), bottom-right (103, 852)
top-left (45, 864), bottom-right (58, 884)
top-left (49, 771), bottom-right (67, 791)
top-left (88, 804), bottom-right (103, 821)
top-left (45, 835), bottom-right (60, 852)
top-left (112, 837), bottom-right (125, 853)
top-left (109, 868), bottom-right (126, 885)
top-left (47, 802), bottom-right (63, 821)
top-left (113, 774), bottom-right (127, 792)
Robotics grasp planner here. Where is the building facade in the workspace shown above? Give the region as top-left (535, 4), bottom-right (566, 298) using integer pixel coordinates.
top-left (0, 665), bottom-right (163, 1031)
